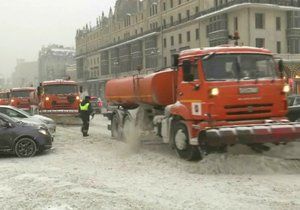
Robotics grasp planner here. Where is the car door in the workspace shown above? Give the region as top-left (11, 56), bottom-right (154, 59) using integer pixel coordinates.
top-left (0, 118), bottom-right (12, 150)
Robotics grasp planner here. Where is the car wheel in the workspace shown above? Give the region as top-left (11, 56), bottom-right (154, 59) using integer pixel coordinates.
top-left (15, 138), bottom-right (37, 158)
top-left (172, 121), bottom-right (202, 161)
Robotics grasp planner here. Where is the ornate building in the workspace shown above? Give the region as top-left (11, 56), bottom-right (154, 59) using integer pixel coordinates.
top-left (76, 0), bottom-right (300, 98)
top-left (38, 45), bottom-right (75, 82)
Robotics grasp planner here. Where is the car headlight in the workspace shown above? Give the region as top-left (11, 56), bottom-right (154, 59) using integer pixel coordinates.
top-left (38, 129), bottom-right (48, 136)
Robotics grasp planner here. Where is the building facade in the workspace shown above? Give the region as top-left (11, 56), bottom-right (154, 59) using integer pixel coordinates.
top-left (38, 45), bottom-right (75, 82)
top-left (11, 59), bottom-right (38, 87)
top-left (75, 0), bottom-right (300, 98)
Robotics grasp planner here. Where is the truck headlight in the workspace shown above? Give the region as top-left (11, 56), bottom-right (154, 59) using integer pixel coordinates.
top-left (76, 96), bottom-right (80, 100)
top-left (45, 97), bottom-right (50, 101)
top-left (283, 84), bottom-right (290, 93)
top-left (210, 88), bottom-right (219, 96)
top-left (11, 99), bottom-right (15, 103)
top-left (38, 129), bottom-right (48, 136)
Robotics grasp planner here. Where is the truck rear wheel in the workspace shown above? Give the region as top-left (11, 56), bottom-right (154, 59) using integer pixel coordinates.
top-left (111, 114), bottom-right (122, 140)
top-left (172, 122), bottom-right (202, 161)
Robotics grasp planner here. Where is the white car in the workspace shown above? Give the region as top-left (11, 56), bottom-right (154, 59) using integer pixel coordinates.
top-left (0, 105), bottom-right (56, 135)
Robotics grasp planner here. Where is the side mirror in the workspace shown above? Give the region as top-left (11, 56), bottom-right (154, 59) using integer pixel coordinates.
top-left (172, 54), bottom-right (179, 67)
top-left (37, 86), bottom-right (42, 96)
top-left (79, 86), bottom-right (83, 93)
top-left (278, 59), bottom-right (284, 78)
top-left (182, 60), bottom-right (193, 82)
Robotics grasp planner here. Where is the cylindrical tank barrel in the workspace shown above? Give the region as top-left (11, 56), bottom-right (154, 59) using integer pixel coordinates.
top-left (105, 69), bottom-right (177, 109)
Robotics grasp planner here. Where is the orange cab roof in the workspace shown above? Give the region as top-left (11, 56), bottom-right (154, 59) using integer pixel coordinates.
top-left (41, 80), bottom-right (77, 86)
top-left (11, 87), bottom-right (35, 91)
top-left (180, 46), bottom-right (273, 59)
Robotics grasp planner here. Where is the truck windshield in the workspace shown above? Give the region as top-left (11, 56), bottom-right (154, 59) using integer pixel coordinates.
top-left (11, 91), bottom-right (31, 97)
top-left (0, 93), bottom-right (9, 99)
top-left (44, 85), bottom-right (78, 94)
top-left (202, 54), bottom-right (278, 81)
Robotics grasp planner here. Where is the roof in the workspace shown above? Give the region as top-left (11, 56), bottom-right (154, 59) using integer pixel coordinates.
top-left (41, 80), bottom-right (78, 86)
top-left (11, 87), bottom-right (36, 91)
top-left (180, 46), bottom-right (272, 58)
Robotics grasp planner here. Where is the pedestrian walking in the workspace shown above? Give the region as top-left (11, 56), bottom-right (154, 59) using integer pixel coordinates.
top-left (79, 96), bottom-right (94, 137)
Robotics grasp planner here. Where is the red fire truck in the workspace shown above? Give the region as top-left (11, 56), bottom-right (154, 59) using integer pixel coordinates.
top-left (37, 80), bottom-right (81, 123)
top-left (105, 46), bottom-right (300, 160)
top-left (0, 90), bottom-right (10, 105)
top-left (10, 87), bottom-right (37, 111)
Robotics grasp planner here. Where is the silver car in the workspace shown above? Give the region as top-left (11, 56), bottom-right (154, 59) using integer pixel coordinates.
top-left (0, 105), bottom-right (56, 135)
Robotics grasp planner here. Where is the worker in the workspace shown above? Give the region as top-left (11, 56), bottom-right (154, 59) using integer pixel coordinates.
top-left (79, 96), bottom-right (94, 137)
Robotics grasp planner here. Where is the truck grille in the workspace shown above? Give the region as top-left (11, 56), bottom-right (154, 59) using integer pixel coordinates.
top-left (224, 103), bottom-right (273, 116)
top-left (51, 101), bottom-right (74, 109)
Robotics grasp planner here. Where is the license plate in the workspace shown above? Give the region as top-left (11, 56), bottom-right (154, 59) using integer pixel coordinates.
top-left (239, 87), bottom-right (258, 94)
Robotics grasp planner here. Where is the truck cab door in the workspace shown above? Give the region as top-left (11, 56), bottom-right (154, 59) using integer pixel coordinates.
top-left (177, 59), bottom-right (202, 118)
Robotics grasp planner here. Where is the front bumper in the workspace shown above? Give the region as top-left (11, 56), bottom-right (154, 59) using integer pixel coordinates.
top-left (201, 122), bottom-right (300, 146)
top-left (35, 134), bottom-right (53, 151)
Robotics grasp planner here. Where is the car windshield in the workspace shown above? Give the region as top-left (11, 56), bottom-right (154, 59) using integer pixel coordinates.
top-left (44, 85), bottom-right (78, 94)
top-left (16, 108), bottom-right (31, 117)
top-left (202, 54), bottom-right (278, 81)
top-left (11, 90), bottom-right (31, 97)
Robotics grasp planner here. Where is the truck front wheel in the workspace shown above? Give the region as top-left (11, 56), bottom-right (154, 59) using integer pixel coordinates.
top-left (172, 122), bottom-right (202, 161)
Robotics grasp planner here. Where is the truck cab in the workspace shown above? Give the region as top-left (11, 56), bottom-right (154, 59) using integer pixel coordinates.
top-left (38, 80), bottom-right (81, 115)
top-left (0, 90), bottom-right (10, 105)
top-left (10, 87), bottom-right (37, 111)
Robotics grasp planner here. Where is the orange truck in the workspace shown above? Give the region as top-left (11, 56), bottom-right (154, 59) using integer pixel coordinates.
top-left (105, 46), bottom-right (300, 160)
top-left (0, 90), bottom-right (10, 105)
top-left (10, 87), bottom-right (37, 111)
top-left (37, 80), bottom-right (81, 124)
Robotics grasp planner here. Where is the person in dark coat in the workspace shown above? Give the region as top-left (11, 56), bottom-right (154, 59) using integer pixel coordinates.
top-left (79, 96), bottom-right (94, 137)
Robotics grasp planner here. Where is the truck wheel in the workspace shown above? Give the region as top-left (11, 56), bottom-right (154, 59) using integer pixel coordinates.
top-left (15, 138), bottom-right (37, 158)
top-left (172, 122), bottom-right (202, 161)
top-left (111, 114), bottom-right (122, 139)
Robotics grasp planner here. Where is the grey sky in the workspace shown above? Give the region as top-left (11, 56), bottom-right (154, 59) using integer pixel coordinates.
top-left (0, 0), bottom-right (116, 78)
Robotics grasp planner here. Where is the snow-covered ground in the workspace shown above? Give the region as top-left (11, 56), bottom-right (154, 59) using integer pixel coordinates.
top-left (0, 115), bottom-right (299, 210)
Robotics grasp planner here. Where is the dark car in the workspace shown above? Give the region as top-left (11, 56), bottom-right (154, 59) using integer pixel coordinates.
top-left (90, 97), bottom-right (103, 113)
top-left (0, 113), bottom-right (52, 157)
top-left (287, 95), bottom-right (300, 122)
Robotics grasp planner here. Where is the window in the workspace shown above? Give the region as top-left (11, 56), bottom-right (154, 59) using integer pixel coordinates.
top-left (256, 38), bottom-right (265, 48)
top-left (186, 10), bottom-right (190, 19)
top-left (163, 2), bottom-right (166, 11)
top-left (178, 34), bottom-right (182, 44)
top-left (164, 38), bottom-right (167, 48)
top-left (170, 16), bottom-right (174, 25)
top-left (195, 6), bottom-right (199, 14)
top-left (178, 0), bottom-right (181, 5)
top-left (170, 0), bottom-right (173, 8)
top-left (277, 41), bottom-right (281, 54)
top-left (202, 54), bottom-right (277, 81)
top-left (276, 17), bottom-right (281, 31)
top-left (164, 57), bottom-right (167, 67)
top-left (234, 17), bottom-right (238, 31)
top-left (171, 36), bottom-right (174, 46)
top-left (178, 13), bottom-right (182, 23)
top-left (255, 13), bottom-right (264, 29)
top-left (182, 60), bottom-right (199, 81)
top-left (163, 19), bottom-right (166, 27)
top-left (195, 28), bottom-right (200, 40)
top-left (187, 31), bottom-right (191, 42)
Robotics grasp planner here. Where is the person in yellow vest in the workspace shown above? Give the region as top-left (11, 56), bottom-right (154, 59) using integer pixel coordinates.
top-left (79, 96), bottom-right (94, 137)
